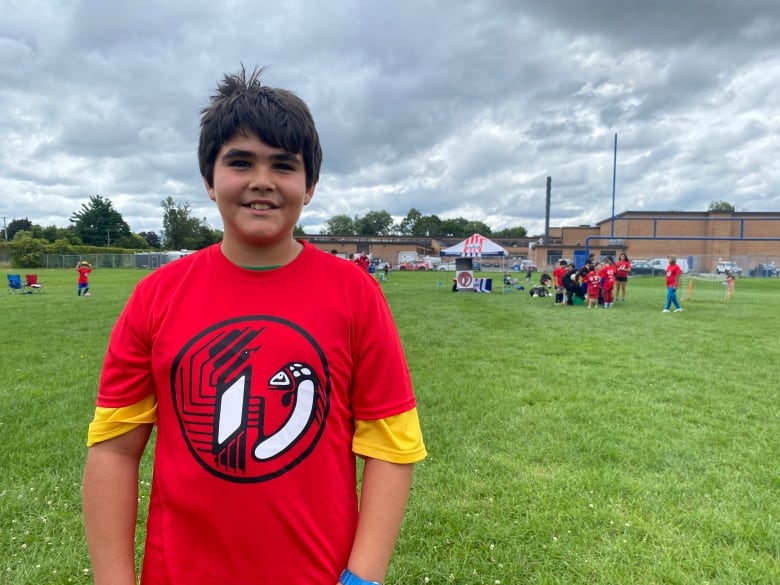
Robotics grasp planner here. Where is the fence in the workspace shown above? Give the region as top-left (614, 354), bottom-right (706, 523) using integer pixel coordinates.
top-left (650, 254), bottom-right (777, 277)
top-left (43, 252), bottom-right (188, 270)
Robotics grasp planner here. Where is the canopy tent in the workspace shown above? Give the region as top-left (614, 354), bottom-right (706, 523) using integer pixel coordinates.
top-left (440, 234), bottom-right (509, 293)
top-left (439, 234), bottom-right (508, 258)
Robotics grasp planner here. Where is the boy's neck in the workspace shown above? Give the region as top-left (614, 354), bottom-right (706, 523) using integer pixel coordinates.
top-left (219, 239), bottom-right (303, 269)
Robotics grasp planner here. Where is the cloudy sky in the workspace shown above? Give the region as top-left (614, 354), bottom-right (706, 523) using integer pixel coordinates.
top-left (2, 0), bottom-right (779, 238)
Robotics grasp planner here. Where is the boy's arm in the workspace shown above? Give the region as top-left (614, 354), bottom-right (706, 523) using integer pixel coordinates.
top-left (82, 424), bottom-right (153, 585)
top-left (341, 458), bottom-right (414, 584)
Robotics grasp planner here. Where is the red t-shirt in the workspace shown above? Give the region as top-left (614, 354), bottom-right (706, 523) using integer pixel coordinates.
top-left (97, 242), bottom-right (417, 584)
top-left (666, 263), bottom-right (682, 287)
top-left (615, 260), bottom-right (631, 276)
top-left (600, 265), bottom-right (616, 290)
top-left (77, 266), bottom-right (92, 283)
top-left (553, 266), bottom-right (566, 287)
top-left (586, 270), bottom-right (601, 296)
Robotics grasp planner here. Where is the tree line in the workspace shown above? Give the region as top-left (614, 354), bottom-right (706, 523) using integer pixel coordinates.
top-left (321, 208), bottom-right (527, 238)
top-left (3, 195), bottom-right (543, 268)
top-left (4, 195), bottom-right (223, 268)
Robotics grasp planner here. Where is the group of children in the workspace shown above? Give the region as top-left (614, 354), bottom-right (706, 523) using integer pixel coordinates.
top-left (551, 252), bottom-right (632, 308)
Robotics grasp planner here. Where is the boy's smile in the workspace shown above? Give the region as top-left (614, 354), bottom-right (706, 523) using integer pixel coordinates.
top-left (205, 133), bottom-right (316, 266)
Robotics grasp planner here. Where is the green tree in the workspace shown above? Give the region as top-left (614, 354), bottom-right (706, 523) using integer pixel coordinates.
top-left (70, 195), bottom-right (131, 246)
top-left (192, 223), bottom-right (223, 249)
top-left (493, 226), bottom-right (528, 238)
top-left (117, 233), bottom-right (152, 249)
top-left (355, 210), bottom-right (395, 236)
top-left (322, 214), bottom-right (356, 235)
top-left (462, 221), bottom-right (492, 236)
top-left (398, 208), bottom-right (423, 235)
top-left (294, 224), bottom-right (306, 236)
top-left (161, 196), bottom-right (212, 250)
top-left (440, 217), bottom-right (471, 237)
top-left (7, 218), bottom-right (33, 240)
top-left (138, 231), bottom-right (162, 249)
top-left (708, 200), bottom-right (736, 212)
top-left (10, 231), bottom-right (48, 268)
top-left (411, 214), bottom-right (443, 236)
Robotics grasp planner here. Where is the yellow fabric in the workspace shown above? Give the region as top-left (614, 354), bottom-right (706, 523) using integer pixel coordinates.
top-left (86, 394), bottom-right (158, 447)
top-left (86, 396), bottom-right (426, 466)
top-left (352, 408), bottom-right (427, 464)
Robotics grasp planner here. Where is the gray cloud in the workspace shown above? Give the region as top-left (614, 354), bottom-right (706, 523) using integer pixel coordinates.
top-left (1, 0), bottom-right (779, 237)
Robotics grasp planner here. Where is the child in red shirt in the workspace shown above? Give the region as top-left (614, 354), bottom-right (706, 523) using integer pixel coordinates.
top-left (586, 262), bottom-right (602, 308)
top-left (614, 252), bottom-right (631, 301)
top-left (552, 259), bottom-right (567, 304)
top-left (75, 260), bottom-right (93, 296)
top-left (82, 66), bottom-right (426, 585)
top-left (663, 255), bottom-right (683, 312)
top-left (600, 257), bottom-right (617, 308)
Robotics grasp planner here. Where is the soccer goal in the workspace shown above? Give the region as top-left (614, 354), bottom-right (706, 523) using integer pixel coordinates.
top-left (684, 274), bottom-right (734, 302)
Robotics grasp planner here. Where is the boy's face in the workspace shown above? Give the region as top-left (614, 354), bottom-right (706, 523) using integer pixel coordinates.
top-left (205, 133), bottom-right (315, 254)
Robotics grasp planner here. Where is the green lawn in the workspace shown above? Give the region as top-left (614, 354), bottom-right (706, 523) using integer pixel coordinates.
top-left (2, 268), bottom-right (778, 584)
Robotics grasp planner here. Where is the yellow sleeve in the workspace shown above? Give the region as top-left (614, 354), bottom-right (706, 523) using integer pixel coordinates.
top-left (86, 394), bottom-right (158, 447)
top-left (352, 408), bottom-right (427, 464)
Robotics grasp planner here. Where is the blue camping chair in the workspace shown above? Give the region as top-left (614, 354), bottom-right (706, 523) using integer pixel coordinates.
top-left (7, 274), bottom-right (26, 293)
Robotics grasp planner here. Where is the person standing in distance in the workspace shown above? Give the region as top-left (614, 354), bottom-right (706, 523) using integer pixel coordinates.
top-left (82, 66), bottom-right (426, 585)
top-left (614, 252), bottom-right (631, 301)
top-left (75, 260), bottom-right (92, 296)
top-left (662, 255), bottom-right (683, 313)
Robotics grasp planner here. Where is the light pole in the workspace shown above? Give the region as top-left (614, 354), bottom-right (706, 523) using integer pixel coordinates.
top-left (610, 133), bottom-right (617, 239)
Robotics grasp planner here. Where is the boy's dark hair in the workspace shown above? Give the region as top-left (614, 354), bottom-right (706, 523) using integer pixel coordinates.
top-left (199, 65), bottom-right (322, 189)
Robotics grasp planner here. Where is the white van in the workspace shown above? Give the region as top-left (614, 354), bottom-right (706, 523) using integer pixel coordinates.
top-left (648, 257), bottom-right (689, 274)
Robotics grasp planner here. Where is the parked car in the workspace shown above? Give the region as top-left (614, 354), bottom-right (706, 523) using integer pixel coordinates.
top-left (716, 261), bottom-right (742, 275)
top-left (629, 260), bottom-right (656, 276)
top-left (438, 261), bottom-right (457, 271)
top-left (397, 260), bottom-right (430, 271)
top-left (749, 263), bottom-right (777, 277)
top-left (510, 259), bottom-right (537, 272)
top-left (649, 257), bottom-right (689, 274)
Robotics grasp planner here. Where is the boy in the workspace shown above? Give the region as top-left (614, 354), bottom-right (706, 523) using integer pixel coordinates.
top-left (662, 255), bottom-right (683, 312)
top-left (76, 260), bottom-right (92, 296)
top-left (552, 259), bottom-right (567, 304)
top-left (82, 66), bottom-right (426, 585)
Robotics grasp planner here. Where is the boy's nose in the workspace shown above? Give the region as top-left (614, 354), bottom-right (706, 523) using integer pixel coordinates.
top-left (248, 166), bottom-right (274, 191)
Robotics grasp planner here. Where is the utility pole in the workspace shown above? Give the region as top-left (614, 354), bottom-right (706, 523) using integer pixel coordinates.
top-left (544, 177), bottom-right (551, 246)
top-left (1, 215), bottom-right (7, 240)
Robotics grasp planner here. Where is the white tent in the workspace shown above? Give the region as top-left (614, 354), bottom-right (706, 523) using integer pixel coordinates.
top-left (440, 234), bottom-right (509, 292)
top-left (439, 233), bottom-right (508, 258)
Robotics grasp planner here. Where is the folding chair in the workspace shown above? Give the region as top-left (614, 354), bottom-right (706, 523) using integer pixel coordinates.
top-left (7, 274), bottom-right (26, 294)
top-left (24, 274), bottom-right (44, 292)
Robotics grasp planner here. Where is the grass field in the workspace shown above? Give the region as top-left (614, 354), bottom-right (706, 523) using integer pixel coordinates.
top-left (1, 268), bottom-right (779, 584)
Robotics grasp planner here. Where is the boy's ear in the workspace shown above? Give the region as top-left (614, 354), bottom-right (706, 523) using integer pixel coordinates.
top-left (303, 183), bottom-right (317, 206)
top-left (203, 177), bottom-right (216, 201)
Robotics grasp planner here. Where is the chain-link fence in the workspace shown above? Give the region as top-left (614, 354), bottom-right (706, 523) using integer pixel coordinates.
top-left (43, 252), bottom-right (188, 269)
top-left (664, 254), bottom-right (778, 277)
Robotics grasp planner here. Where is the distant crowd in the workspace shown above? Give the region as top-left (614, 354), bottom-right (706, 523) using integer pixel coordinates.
top-left (547, 253), bottom-right (632, 308)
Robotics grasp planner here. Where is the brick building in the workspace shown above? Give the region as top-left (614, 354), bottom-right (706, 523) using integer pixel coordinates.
top-left (533, 211), bottom-right (780, 273)
top-left (301, 211), bottom-right (780, 274)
